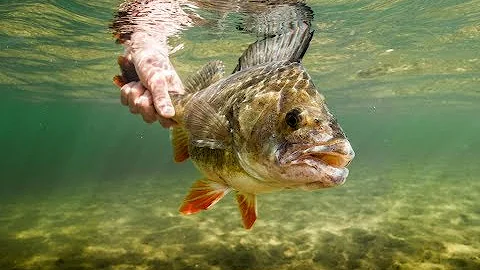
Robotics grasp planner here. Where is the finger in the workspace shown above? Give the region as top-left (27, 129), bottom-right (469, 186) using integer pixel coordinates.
top-left (158, 117), bottom-right (178, 128)
top-left (128, 82), bottom-right (145, 114)
top-left (149, 73), bottom-right (176, 118)
top-left (120, 81), bottom-right (136, 106)
top-left (140, 89), bottom-right (154, 105)
top-left (137, 92), bottom-right (157, 123)
top-left (141, 112), bottom-right (156, 123)
top-left (140, 106), bottom-right (156, 123)
top-left (156, 95), bottom-right (175, 118)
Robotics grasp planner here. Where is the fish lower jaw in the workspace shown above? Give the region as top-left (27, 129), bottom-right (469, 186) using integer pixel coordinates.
top-left (290, 158), bottom-right (349, 186)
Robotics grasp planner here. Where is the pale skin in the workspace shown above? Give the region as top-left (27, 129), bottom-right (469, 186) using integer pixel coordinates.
top-left (118, 33), bottom-right (184, 128)
top-left (114, 0), bottom-right (193, 128)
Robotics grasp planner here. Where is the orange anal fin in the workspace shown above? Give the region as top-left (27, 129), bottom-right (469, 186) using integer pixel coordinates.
top-left (236, 193), bottom-right (257, 229)
top-left (171, 127), bottom-right (190, 162)
top-left (179, 179), bottom-right (230, 215)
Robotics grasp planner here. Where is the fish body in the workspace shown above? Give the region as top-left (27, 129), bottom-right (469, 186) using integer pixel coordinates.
top-left (168, 26), bottom-right (355, 229)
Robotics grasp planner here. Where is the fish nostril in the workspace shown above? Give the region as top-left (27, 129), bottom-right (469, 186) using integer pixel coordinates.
top-left (314, 118), bottom-right (320, 124)
top-left (329, 122), bottom-right (345, 137)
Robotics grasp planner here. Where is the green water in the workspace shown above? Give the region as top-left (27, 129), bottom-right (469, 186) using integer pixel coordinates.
top-left (1, 0), bottom-right (479, 269)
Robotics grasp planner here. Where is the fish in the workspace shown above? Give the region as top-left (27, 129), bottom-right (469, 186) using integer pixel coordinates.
top-left (115, 24), bottom-right (355, 229)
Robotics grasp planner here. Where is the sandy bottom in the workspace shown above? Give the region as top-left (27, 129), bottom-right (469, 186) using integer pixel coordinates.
top-left (1, 164), bottom-right (479, 270)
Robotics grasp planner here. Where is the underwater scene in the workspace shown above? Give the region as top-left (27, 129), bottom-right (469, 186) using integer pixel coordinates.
top-left (1, 0), bottom-right (479, 269)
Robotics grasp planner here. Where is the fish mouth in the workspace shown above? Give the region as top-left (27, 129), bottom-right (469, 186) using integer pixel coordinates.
top-left (299, 141), bottom-right (354, 168)
top-left (279, 139), bottom-right (355, 185)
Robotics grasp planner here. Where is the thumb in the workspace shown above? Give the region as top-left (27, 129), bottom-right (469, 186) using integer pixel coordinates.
top-left (151, 84), bottom-right (175, 118)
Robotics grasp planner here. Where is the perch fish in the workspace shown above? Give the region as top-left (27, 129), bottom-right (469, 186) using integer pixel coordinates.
top-left (116, 25), bottom-right (355, 229)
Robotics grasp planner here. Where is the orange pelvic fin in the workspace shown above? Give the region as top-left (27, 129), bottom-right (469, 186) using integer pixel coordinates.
top-left (171, 127), bottom-right (190, 162)
top-left (236, 192), bottom-right (257, 229)
top-left (179, 179), bottom-right (230, 215)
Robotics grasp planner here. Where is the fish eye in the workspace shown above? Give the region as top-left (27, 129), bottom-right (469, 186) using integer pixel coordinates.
top-left (285, 108), bottom-right (302, 129)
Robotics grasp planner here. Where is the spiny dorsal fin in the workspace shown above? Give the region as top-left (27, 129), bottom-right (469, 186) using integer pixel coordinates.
top-left (184, 99), bottom-right (231, 149)
top-left (184, 60), bottom-right (225, 93)
top-left (233, 23), bottom-right (313, 73)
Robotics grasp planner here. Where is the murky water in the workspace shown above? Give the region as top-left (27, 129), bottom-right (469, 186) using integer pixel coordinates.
top-left (1, 1), bottom-right (479, 269)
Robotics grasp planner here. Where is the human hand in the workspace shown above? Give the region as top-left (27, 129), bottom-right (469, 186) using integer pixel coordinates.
top-left (114, 47), bottom-right (184, 128)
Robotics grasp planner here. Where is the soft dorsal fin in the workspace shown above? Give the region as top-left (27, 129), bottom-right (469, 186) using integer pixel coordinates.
top-left (233, 23), bottom-right (313, 73)
top-left (184, 60), bottom-right (225, 93)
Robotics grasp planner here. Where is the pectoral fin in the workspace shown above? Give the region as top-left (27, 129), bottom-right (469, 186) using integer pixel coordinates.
top-left (236, 193), bottom-right (257, 229)
top-left (179, 179), bottom-right (231, 215)
top-left (184, 99), bottom-right (231, 149)
top-left (171, 127), bottom-right (189, 162)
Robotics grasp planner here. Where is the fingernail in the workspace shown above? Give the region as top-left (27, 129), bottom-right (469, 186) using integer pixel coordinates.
top-left (161, 105), bottom-right (175, 117)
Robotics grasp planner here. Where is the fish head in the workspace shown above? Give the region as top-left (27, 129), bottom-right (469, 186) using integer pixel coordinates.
top-left (236, 64), bottom-right (354, 190)
top-left (273, 102), bottom-right (355, 190)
